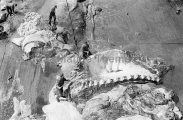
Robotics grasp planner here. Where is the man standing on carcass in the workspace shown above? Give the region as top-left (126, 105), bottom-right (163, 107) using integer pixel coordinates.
top-left (49, 5), bottom-right (57, 26)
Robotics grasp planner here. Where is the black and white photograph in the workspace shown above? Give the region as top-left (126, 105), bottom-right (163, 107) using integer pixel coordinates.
top-left (0, 0), bottom-right (183, 120)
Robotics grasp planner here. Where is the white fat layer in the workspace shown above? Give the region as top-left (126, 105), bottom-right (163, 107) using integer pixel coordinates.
top-left (99, 80), bottom-right (104, 85)
top-left (94, 81), bottom-right (98, 86)
top-left (102, 61), bottom-right (157, 80)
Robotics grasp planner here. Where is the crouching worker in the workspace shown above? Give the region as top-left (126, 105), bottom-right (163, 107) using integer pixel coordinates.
top-left (59, 28), bottom-right (71, 44)
top-left (79, 42), bottom-right (92, 59)
top-left (50, 24), bottom-right (71, 44)
top-left (55, 26), bottom-right (71, 44)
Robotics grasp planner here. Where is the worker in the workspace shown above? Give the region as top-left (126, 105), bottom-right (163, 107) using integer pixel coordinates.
top-left (60, 29), bottom-right (71, 44)
top-left (49, 5), bottom-right (57, 26)
top-left (4, 2), bottom-right (17, 16)
top-left (5, 4), bottom-right (12, 16)
top-left (80, 42), bottom-right (92, 59)
top-left (11, 3), bottom-right (17, 14)
top-left (55, 73), bottom-right (67, 99)
top-left (56, 28), bottom-right (71, 44)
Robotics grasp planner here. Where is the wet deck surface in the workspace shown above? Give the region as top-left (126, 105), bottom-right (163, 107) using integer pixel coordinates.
top-left (0, 39), bottom-right (59, 119)
top-left (92, 0), bottom-right (183, 109)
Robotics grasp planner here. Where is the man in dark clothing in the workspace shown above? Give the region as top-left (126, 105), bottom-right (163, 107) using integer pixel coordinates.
top-left (49, 5), bottom-right (57, 26)
top-left (60, 29), bottom-right (71, 44)
top-left (11, 3), bottom-right (17, 14)
top-left (55, 73), bottom-right (67, 99)
top-left (6, 5), bottom-right (12, 16)
top-left (55, 27), bottom-right (71, 44)
top-left (5, 3), bottom-right (17, 16)
top-left (80, 42), bottom-right (92, 59)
